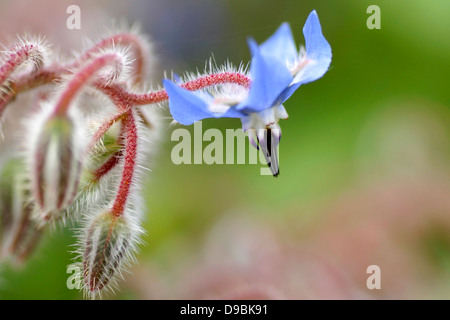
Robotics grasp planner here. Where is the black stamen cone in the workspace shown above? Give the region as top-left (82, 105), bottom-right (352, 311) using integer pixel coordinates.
top-left (258, 129), bottom-right (280, 177)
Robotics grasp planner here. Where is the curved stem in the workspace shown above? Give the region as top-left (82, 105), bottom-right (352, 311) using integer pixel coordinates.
top-left (97, 72), bottom-right (251, 106)
top-left (53, 53), bottom-right (123, 116)
top-left (6, 68), bottom-right (251, 113)
top-left (0, 43), bottom-right (44, 86)
top-left (93, 148), bottom-right (123, 182)
top-left (69, 33), bottom-right (149, 85)
top-left (111, 110), bottom-right (137, 217)
top-left (3, 66), bottom-right (251, 151)
top-left (86, 108), bottom-right (129, 153)
top-left (0, 44), bottom-right (50, 118)
top-left (86, 72), bottom-right (251, 161)
top-left (1, 31), bottom-right (150, 115)
top-left (91, 121), bottom-right (126, 182)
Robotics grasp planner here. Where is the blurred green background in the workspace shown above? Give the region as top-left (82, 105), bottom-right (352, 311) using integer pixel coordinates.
top-left (0, 0), bottom-right (449, 299)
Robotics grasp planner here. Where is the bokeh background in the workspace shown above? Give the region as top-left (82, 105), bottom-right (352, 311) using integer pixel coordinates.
top-left (0, 0), bottom-right (449, 299)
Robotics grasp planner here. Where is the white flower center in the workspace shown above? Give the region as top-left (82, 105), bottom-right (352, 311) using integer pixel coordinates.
top-left (289, 46), bottom-right (311, 77)
top-left (208, 97), bottom-right (242, 114)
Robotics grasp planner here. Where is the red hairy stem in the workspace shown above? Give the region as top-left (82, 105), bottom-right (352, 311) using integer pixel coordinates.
top-left (70, 33), bottom-right (148, 85)
top-left (13, 64), bottom-right (66, 90)
top-left (3, 31), bottom-right (152, 107)
top-left (0, 43), bottom-right (43, 86)
top-left (1, 64), bottom-right (65, 106)
top-left (0, 44), bottom-right (51, 118)
top-left (2, 31), bottom-right (148, 112)
top-left (93, 148), bottom-right (123, 182)
top-left (2, 65), bottom-right (251, 129)
top-left (86, 71), bottom-right (251, 157)
top-left (92, 124), bottom-right (125, 182)
top-left (4, 68), bottom-right (250, 112)
top-left (53, 53), bottom-right (123, 116)
top-left (97, 72), bottom-right (251, 105)
top-left (86, 108), bottom-right (130, 153)
top-left (111, 110), bottom-right (138, 217)
top-left (181, 72), bottom-right (250, 91)
top-left (0, 68), bottom-right (61, 118)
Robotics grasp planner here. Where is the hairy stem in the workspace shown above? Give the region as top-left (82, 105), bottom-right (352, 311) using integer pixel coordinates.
top-left (70, 33), bottom-right (149, 85)
top-left (0, 43), bottom-right (44, 86)
top-left (98, 72), bottom-right (251, 105)
top-left (1, 31), bottom-right (150, 114)
top-left (0, 43), bottom-right (49, 118)
top-left (93, 148), bottom-right (123, 182)
top-left (86, 72), bottom-right (251, 157)
top-left (111, 110), bottom-right (137, 217)
top-left (92, 123), bottom-right (125, 182)
top-left (53, 53), bottom-right (124, 116)
top-left (86, 109), bottom-right (130, 153)
top-left (6, 68), bottom-right (251, 113)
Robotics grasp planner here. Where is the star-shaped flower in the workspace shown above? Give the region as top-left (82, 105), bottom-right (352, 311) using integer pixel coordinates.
top-left (164, 10), bottom-right (331, 176)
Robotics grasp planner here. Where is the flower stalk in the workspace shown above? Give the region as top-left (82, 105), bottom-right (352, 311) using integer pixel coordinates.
top-left (111, 110), bottom-right (137, 217)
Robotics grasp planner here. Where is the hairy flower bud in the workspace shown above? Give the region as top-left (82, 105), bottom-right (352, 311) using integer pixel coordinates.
top-left (30, 113), bottom-right (82, 219)
top-left (0, 159), bottom-right (16, 255)
top-left (0, 157), bottom-right (44, 263)
top-left (6, 200), bottom-right (44, 265)
top-left (82, 212), bottom-right (136, 298)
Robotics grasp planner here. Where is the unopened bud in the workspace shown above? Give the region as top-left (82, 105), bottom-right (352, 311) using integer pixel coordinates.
top-left (82, 212), bottom-right (133, 297)
top-left (1, 158), bottom-right (44, 263)
top-left (31, 114), bottom-right (82, 219)
top-left (7, 200), bottom-right (44, 265)
top-left (0, 159), bottom-right (17, 255)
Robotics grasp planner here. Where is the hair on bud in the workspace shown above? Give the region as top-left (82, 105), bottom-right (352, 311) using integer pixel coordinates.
top-left (27, 102), bottom-right (85, 222)
top-left (79, 208), bottom-right (143, 299)
top-left (0, 156), bottom-right (44, 264)
top-left (84, 48), bottom-right (132, 87)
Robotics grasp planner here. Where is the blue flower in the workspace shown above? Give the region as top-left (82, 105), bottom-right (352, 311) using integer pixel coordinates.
top-left (164, 10), bottom-right (331, 176)
top-left (163, 46), bottom-right (293, 125)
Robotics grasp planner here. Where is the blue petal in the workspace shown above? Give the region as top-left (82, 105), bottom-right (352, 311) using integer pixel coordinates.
top-left (297, 10), bottom-right (332, 84)
top-left (278, 82), bottom-right (302, 104)
top-left (164, 79), bottom-right (245, 125)
top-left (240, 115), bottom-right (252, 132)
top-left (259, 22), bottom-right (298, 66)
top-left (220, 106), bottom-right (246, 119)
top-left (164, 79), bottom-right (215, 125)
top-left (247, 37), bottom-right (259, 57)
top-left (172, 73), bottom-right (182, 84)
top-left (237, 44), bottom-right (293, 113)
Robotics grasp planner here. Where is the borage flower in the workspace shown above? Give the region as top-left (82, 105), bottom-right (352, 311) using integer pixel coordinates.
top-left (163, 48), bottom-right (291, 176)
top-left (164, 10), bottom-right (332, 177)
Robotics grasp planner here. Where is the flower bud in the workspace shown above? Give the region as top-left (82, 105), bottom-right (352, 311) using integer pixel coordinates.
top-left (82, 212), bottom-right (134, 297)
top-left (31, 114), bottom-right (82, 219)
top-left (0, 158), bottom-right (44, 263)
top-left (6, 200), bottom-right (44, 265)
top-left (0, 158), bottom-right (17, 255)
